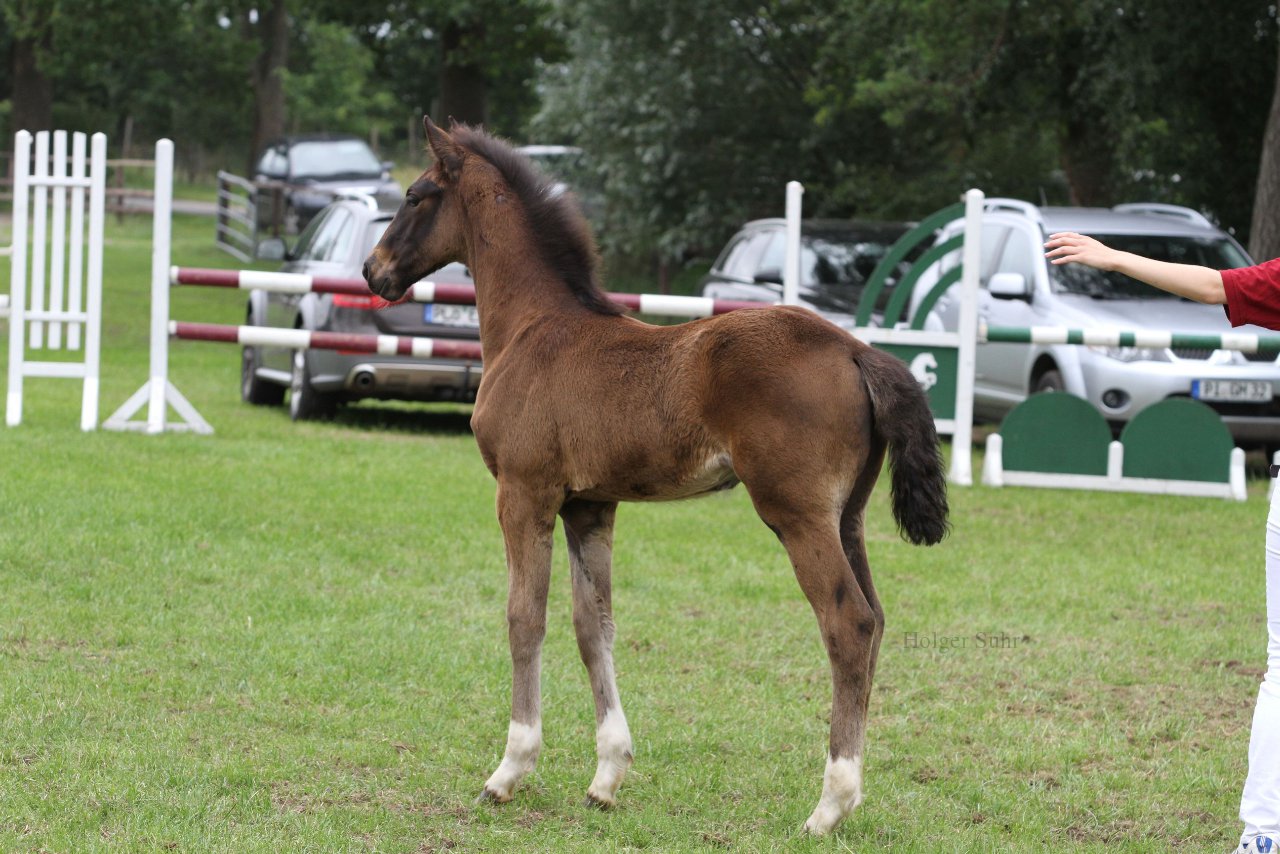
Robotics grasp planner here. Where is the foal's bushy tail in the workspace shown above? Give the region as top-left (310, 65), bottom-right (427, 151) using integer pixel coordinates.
top-left (853, 345), bottom-right (950, 546)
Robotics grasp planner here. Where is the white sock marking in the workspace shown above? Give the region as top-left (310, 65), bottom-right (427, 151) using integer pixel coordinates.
top-left (803, 754), bottom-right (863, 835)
top-left (586, 707), bottom-right (633, 804)
top-left (483, 719), bottom-right (542, 801)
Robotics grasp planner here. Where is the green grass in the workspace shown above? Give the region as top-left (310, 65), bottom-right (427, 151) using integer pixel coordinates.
top-left (0, 215), bottom-right (1271, 852)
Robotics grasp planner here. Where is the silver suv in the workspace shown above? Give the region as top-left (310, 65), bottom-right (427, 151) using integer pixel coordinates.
top-left (911, 199), bottom-right (1280, 445)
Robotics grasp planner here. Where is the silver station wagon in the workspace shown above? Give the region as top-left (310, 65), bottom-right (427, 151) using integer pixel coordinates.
top-left (911, 200), bottom-right (1280, 447)
top-left (241, 197), bottom-right (482, 420)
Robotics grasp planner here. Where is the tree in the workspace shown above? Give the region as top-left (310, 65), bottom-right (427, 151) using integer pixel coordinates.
top-left (4, 1), bottom-right (53, 134)
top-left (282, 18), bottom-right (397, 138)
top-left (248, 0), bottom-right (290, 172)
top-left (323, 0), bottom-right (565, 140)
top-left (535, 0), bottom-right (834, 264)
top-left (541, 0), bottom-right (1278, 268)
top-left (809, 1), bottom-right (1277, 232)
top-left (1250, 28), bottom-right (1280, 261)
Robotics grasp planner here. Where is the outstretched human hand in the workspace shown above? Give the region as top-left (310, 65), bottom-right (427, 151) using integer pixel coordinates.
top-left (1043, 230), bottom-right (1225, 304)
top-left (1044, 232), bottom-right (1124, 271)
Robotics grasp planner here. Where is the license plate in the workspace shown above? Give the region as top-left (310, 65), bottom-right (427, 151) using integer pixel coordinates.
top-left (1192, 379), bottom-right (1273, 402)
top-left (425, 304), bottom-right (480, 328)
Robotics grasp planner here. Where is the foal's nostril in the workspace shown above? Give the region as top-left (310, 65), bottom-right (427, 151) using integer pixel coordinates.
top-left (361, 259), bottom-right (372, 283)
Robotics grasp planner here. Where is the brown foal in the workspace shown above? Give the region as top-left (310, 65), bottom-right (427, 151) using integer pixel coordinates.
top-left (363, 117), bottom-right (949, 835)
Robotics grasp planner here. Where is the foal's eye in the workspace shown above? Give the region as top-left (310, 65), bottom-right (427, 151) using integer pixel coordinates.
top-left (405, 193), bottom-right (419, 208)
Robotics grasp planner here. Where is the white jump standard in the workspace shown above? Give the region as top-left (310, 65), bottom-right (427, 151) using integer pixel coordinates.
top-left (6, 129), bottom-right (106, 431)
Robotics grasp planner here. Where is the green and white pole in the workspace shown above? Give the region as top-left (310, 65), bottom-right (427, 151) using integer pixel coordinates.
top-left (982, 324), bottom-right (1280, 354)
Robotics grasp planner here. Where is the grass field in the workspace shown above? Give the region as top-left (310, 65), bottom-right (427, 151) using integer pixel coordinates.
top-left (0, 213), bottom-right (1273, 852)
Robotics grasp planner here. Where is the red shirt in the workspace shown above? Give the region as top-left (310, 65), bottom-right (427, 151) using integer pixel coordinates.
top-left (1222, 258), bottom-right (1280, 329)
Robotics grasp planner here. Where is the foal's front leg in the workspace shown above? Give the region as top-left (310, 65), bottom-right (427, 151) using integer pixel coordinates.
top-left (560, 499), bottom-right (633, 808)
top-left (480, 483), bottom-right (558, 803)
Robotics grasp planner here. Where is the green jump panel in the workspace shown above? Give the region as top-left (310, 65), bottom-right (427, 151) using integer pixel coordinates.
top-left (1120, 398), bottom-right (1233, 483)
top-left (871, 344), bottom-right (959, 421)
top-left (1000, 393), bottom-right (1111, 475)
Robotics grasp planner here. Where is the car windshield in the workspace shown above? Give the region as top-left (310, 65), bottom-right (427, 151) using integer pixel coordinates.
top-left (290, 140), bottom-right (382, 180)
top-left (1051, 233), bottom-right (1251, 299)
top-left (764, 226), bottom-right (909, 314)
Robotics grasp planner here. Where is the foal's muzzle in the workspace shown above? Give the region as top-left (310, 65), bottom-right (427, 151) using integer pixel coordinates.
top-left (362, 255), bottom-right (403, 301)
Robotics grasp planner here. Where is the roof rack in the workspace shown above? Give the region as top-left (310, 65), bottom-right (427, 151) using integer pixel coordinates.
top-left (333, 190), bottom-right (380, 211)
top-left (983, 197), bottom-right (1046, 228)
top-left (1112, 203), bottom-right (1213, 228)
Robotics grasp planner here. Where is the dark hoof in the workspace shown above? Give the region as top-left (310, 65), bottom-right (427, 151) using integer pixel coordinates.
top-left (584, 793), bottom-right (614, 810)
top-left (476, 787), bottom-right (508, 804)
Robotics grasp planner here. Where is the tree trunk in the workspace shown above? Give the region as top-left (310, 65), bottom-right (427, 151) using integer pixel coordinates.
top-left (1060, 114), bottom-right (1113, 207)
top-left (439, 20), bottom-right (488, 127)
top-left (248, 0), bottom-right (289, 175)
top-left (1250, 31), bottom-right (1280, 262)
top-left (10, 34), bottom-right (53, 134)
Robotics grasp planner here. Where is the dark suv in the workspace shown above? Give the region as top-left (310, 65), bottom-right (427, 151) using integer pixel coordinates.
top-left (253, 134), bottom-right (401, 232)
top-left (241, 197), bottom-right (481, 420)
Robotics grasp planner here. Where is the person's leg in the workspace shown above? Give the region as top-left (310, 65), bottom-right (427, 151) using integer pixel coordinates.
top-left (1238, 487), bottom-right (1280, 848)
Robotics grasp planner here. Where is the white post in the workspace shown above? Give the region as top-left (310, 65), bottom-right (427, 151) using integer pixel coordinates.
top-left (6, 131), bottom-right (31, 427)
top-left (48, 130), bottom-right (67, 350)
top-left (981, 433), bottom-right (1004, 487)
top-left (783, 180), bottom-right (803, 306)
top-left (29, 131), bottom-right (48, 349)
top-left (67, 133), bottom-right (87, 350)
top-left (147, 139), bottom-right (174, 433)
top-left (80, 132), bottom-right (106, 431)
top-left (949, 188), bottom-right (983, 486)
top-left (103, 137), bottom-right (212, 435)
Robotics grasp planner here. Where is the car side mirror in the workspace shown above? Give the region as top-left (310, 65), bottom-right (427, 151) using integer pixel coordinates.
top-left (753, 267), bottom-right (782, 285)
top-left (256, 236), bottom-right (289, 262)
top-left (989, 271), bottom-right (1029, 300)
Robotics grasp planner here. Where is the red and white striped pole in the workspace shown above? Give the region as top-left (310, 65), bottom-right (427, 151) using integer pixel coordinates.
top-left (170, 321), bottom-right (485, 361)
top-left (170, 267), bottom-right (766, 319)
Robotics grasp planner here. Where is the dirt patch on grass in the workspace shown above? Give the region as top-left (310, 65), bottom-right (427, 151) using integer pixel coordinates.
top-left (1201, 658), bottom-right (1266, 681)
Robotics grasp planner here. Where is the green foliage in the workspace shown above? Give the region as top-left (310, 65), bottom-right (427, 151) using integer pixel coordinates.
top-left (323, 0), bottom-right (566, 139)
top-left (535, 0), bottom-right (835, 261)
top-left (0, 0), bottom-right (563, 170)
top-left (282, 19), bottom-right (398, 137)
top-left (1, 1), bottom-right (1278, 259)
top-left (540, 0), bottom-right (1278, 264)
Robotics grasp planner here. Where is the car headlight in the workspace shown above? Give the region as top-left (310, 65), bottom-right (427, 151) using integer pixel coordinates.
top-left (1086, 344), bottom-right (1166, 363)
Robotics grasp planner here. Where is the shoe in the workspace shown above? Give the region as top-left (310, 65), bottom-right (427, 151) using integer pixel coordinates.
top-left (1236, 835), bottom-right (1279, 854)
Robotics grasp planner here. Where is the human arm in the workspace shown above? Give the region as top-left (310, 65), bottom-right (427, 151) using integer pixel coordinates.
top-left (1043, 231), bottom-right (1226, 305)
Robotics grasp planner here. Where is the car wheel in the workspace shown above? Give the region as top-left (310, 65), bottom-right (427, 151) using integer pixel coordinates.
top-left (1033, 368), bottom-right (1065, 394)
top-left (241, 344), bottom-right (285, 406)
top-left (289, 348), bottom-right (337, 421)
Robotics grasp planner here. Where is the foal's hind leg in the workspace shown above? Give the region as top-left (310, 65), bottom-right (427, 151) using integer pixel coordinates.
top-left (747, 488), bottom-right (881, 835)
top-left (560, 499), bottom-right (633, 808)
top-left (841, 445), bottom-right (888, 688)
top-left (481, 482), bottom-right (558, 803)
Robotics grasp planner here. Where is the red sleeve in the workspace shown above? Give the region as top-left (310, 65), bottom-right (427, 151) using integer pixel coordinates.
top-left (1222, 258), bottom-right (1280, 329)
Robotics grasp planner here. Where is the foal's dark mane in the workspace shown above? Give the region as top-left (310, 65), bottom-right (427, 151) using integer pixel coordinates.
top-left (450, 125), bottom-right (625, 316)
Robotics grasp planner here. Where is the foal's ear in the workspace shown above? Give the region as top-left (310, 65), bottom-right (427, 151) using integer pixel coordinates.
top-left (423, 115), bottom-right (463, 181)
